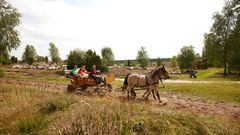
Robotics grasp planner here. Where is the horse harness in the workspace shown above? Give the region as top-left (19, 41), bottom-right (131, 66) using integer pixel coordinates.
top-left (136, 68), bottom-right (162, 87)
top-left (144, 75), bottom-right (160, 87)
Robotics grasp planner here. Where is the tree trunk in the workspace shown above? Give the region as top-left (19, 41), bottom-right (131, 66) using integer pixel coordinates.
top-left (224, 65), bottom-right (227, 76)
top-left (223, 47), bottom-right (227, 76)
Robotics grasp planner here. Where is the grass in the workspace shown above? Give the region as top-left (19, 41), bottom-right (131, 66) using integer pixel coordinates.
top-left (170, 68), bottom-right (240, 81)
top-left (48, 97), bottom-right (240, 135)
top-left (161, 83), bottom-right (240, 103)
top-left (3, 66), bottom-right (240, 84)
top-left (0, 66), bottom-right (5, 78)
top-left (18, 115), bottom-right (49, 134)
top-left (0, 83), bottom-right (239, 134)
top-left (196, 68), bottom-right (223, 79)
top-left (1, 67), bottom-right (240, 134)
top-left (0, 83), bottom-right (75, 134)
top-left (40, 97), bottom-right (76, 113)
top-left (3, 68), bottom-right (69, 85)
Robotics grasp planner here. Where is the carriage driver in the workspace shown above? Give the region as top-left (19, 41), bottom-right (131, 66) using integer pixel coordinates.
top-left (89, 64), bottom-right (105, 84)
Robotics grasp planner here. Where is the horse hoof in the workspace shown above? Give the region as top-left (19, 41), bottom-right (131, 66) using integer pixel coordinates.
top-left (159, 100), bottom-right (163, 103)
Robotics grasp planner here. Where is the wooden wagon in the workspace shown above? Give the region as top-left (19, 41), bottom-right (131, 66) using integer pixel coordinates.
top-left (65, 70), bottom-right (115, 93)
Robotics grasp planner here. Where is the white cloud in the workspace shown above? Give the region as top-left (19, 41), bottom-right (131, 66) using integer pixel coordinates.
top-left (10, 0), bottom-right (224, 60)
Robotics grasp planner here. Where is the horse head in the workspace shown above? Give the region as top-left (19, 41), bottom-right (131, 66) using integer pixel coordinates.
top-left (159, 65), bottom-right (170, 79)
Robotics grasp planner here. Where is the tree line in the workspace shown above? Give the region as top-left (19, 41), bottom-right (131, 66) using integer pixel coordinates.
top-left (21, 44), bottom-right (114, 72)
top-left (1, 0), bottom-right (239, 75)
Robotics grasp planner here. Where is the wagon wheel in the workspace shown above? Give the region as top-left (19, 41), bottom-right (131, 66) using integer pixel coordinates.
top-left (106, 84), bottom-right (112, 93)
top-left (95, 87), bottom-right (105, 96)
top-left (95, 87), bottom-right (102, 93)
top-left (84, 87), bottom-right (92, 95)
top-left (77, 84), bottom-right (87, 91)
top-left (67, 84), bottom-right (75, 92)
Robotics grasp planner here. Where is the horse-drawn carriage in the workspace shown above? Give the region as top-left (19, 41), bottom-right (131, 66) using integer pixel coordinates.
top-left (65, 70), bottom-right (115, 94)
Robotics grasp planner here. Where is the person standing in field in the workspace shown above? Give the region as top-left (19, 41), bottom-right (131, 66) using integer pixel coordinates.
top-left (189, 69), bottom-right (197, 78)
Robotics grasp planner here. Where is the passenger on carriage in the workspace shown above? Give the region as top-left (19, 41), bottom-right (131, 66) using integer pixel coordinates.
top-left (72, 65), bottom-right (80, 77)
top-left (89, 64), bottom-right (105, 84)
top-left (78, 65), bottom-right (89, 78)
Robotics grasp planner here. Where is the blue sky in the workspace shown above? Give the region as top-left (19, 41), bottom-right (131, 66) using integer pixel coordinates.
top-left (10, 0), bottom-right (224, 60)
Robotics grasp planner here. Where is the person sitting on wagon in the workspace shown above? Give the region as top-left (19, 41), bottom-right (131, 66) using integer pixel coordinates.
top-left (78, 65), bottom-right (89, 78)
top-left (72, 65), bottom-right (80, 77)
top-left (89, 64), bottom-right (105, 84)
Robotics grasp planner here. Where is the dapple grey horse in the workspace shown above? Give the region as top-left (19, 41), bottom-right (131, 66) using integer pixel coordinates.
top-left (122, 65), bottom-right (170, 103)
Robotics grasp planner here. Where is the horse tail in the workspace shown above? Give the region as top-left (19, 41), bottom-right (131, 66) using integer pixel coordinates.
top-left (122, 73), bottom-right (131, 91)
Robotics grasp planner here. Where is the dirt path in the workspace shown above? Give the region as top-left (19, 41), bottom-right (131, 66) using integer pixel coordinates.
top-left (1, 79), bottom-right (240, 121)
top-left (109, 89), bottom-right (240, 121)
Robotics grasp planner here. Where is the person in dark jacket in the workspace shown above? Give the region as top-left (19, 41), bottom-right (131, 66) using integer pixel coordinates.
top-left (89, 64), bottom-right (105, 84)
top-left (189, 69), bottom-right (197, 78)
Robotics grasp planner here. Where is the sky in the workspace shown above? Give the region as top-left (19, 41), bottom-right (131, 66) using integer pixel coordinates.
top-left (10, 0), bottom-right (224, 60)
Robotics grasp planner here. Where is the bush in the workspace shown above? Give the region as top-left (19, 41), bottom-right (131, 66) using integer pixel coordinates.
top-left (0, 56), bottom-right (10, 65)
top-left (40, 97), bottom-right (75, 113)
top-left (18, 116), bottom-right (48, 134)
top-left (11, 56), bottom-right (18, 63)
top-left (0, 67), bottom-right (5, 78)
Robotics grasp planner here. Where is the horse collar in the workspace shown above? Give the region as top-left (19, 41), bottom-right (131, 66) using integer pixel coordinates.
top-left (145, 76), bottom-right (148, 85)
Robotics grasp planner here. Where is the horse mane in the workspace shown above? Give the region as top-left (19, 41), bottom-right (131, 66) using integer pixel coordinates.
top-left (148, 67), bottom-right (158, 74)
top-left (149, 66), bottom-right (162, 78)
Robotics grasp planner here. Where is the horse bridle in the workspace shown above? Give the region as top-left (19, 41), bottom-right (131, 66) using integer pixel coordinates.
top-left (158, 69), bottom-right (164, 84)
top-left (149, 68), bottom-right (163, 85)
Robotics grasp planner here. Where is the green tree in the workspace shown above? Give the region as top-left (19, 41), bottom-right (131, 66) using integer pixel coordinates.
top-left (195, 53), bottom-right (202, 69)
top-left (36, 56), bottom-right (45, 62)
top-left (49, 42), bottom-right (61, 64)
top-left (124, 60), bottom-right (131, 67)
top-left (22, 45), bottom-right (37, 65)
top-left (171, 56), bottom-right (177, 69)
top-left (67, 49), bottom-right (86, 69)
top-left (202, 33), bottom-right (222, 67)
top-left (136, 46), bottom-right (149, 68)
top-left (177, 46), bottom-right (196, 71)
top-left (101, 47), bottom-right (114, 66)
top-left (156, 57), bottom-right (162, 66)
top-left (44, 56), bottom-right (49, 63)
top-left (0, 0), bottom-right (21, 64)
top-left (85, 50), bottom-right (108, 72)
top-left (203, 0), bottom-right (240, 75)
top-left (0, 48), bottom-right (10, 64)
top-left (10, 56), bottom-right (18, 63)
top-left (228, 11), bottom-right (240, 73)
top-left (131, 60), bottom-right (137, 67)
top-left (66, 49), bottom-right (108, 72)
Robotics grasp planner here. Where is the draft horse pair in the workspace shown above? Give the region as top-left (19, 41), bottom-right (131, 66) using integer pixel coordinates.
top-left (122, 65), bottom-right (170, 103)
